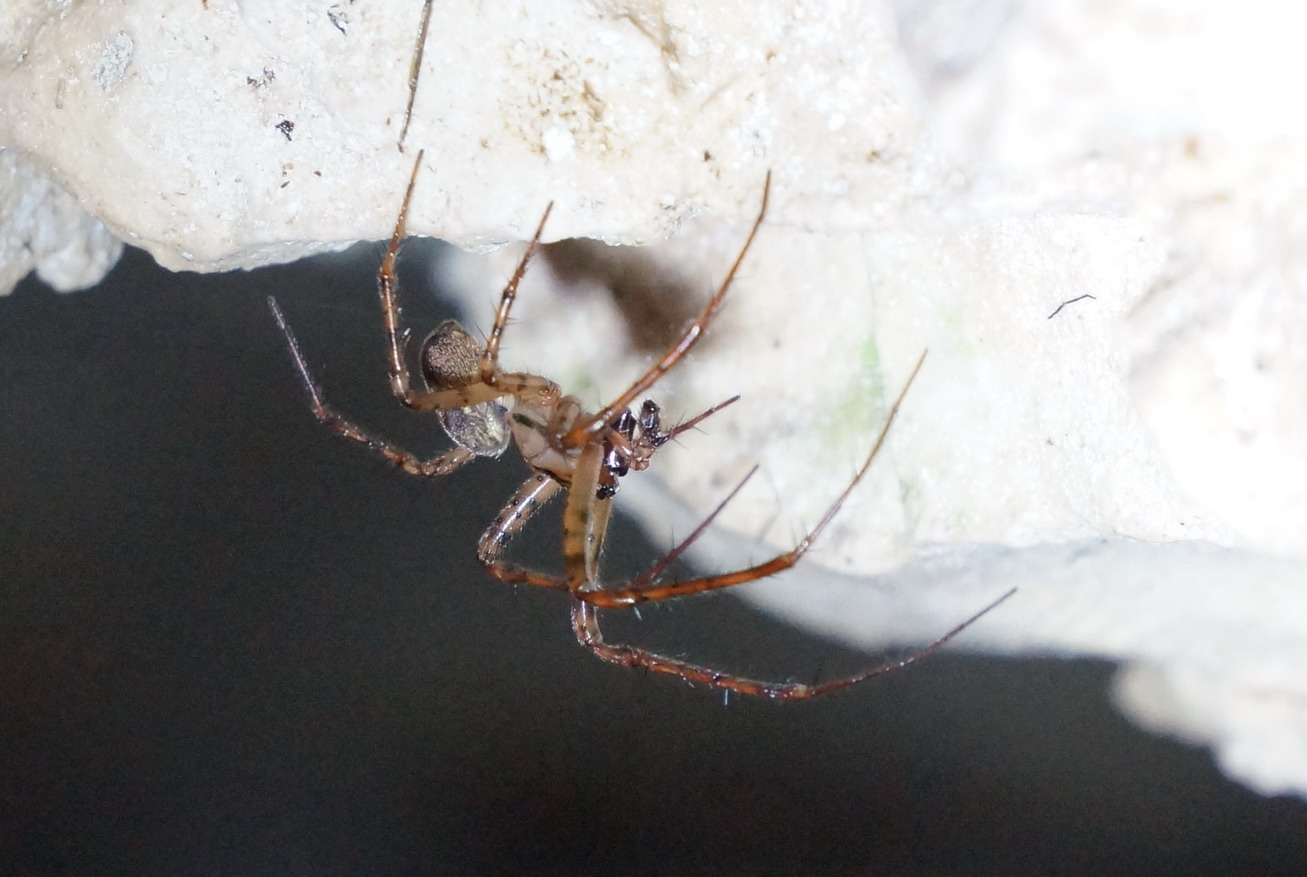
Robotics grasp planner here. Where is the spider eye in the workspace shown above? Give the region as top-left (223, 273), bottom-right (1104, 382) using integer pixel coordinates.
top-left (420, 320), bottom-right (479, 390)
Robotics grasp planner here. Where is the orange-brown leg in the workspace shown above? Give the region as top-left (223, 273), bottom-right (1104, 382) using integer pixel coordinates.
top-left (268, 297), bottom-right (474, 477)
top-left (476, 472), bottom-right (569, 592)
top-left (562, 171), bottom-right (772, 448)
top-left (571, 588), bottom-right (1016, 701)
top-left (397, 0), bottom-right (434, 152)
top-left (477, 439), bottom-right (619, 595)
top-left (478, 203), bottom-right (555, 387)
top-left (577, 349), bottom-right (929, 609)
top-left (618, 465), bottom-right (760, 595)
top-left (560, 441), bottom-right (615, 592)
top-left (376, 150), bottom-right (556, 412)
top-left (555, 389), bottom-right (1015, 700)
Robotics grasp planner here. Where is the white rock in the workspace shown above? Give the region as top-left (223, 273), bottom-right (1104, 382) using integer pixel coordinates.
top-left (0, 148), bottom-right (122, 293)
top-left (0, 0), bottom-right (922, 270)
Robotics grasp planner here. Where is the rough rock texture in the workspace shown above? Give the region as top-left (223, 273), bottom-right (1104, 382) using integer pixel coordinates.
top-left (1, 0), bottom-right (925, 270)
top-left (4, 0), bottom-right (1307, 796)
top-left (1, 148), bottom-right (122, 293)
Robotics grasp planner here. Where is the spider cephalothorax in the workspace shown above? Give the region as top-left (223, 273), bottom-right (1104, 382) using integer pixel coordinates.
top-left (268, 151), bottom-right (1013, 700)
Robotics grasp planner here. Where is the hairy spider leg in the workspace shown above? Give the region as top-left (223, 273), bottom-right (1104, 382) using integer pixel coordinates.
top-left (478, 202), bottom-right (555, 386)
top-left (620, 463), bottom-right (759, 594)
top-left (268, 297), bottom-right (476, 477)
top-left (397, 0), bottom-right (434, 152)
top-left (561, 349), bottom-right (1016, 698)
top-left (268, 150), bottom-right (554, 473)
top-left (561, 171), bottom-right (773, 449)
top-left (577, 349), bottom-right (929, 608)
top-left (571, 586), bottom-right (1017, 701)
top-left (476, 472), bottom-right (568, 592)
top-left (377, 150), bottom-right (558, 412)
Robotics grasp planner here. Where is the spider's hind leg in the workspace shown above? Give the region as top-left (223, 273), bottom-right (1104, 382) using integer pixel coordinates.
top-left (268, 297), bottom-right (474, 478)
top-left (476, 472), bottom-right (570, 593)
top-left (571, 588), bottom-right (1017, 701)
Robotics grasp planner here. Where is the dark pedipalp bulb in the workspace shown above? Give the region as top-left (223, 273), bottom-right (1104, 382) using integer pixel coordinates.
top-left (638, 400), bottom-right (660, 434)
top-left (597, 440), bottom-right (626, 499)
top-left (613, 409), bottom-right (637, 441)
top-left (638, 399), bottom-right (670, 449)
top-left (598, 409), bottom-right (637, 497)
top-left (603, 441), bottom-right (631, 478)
top-left (420, 319), bottom-right (511, 458)
top-left (421, 320), bottom-right (480, 390)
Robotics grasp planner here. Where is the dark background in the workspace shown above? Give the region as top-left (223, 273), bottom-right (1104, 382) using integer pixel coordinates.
top-left (3, 242), bottom-right (1305, 875)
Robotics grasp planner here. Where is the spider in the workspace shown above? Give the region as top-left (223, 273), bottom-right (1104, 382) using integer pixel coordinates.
top-left (267, 152), bottom-right (1014, 700)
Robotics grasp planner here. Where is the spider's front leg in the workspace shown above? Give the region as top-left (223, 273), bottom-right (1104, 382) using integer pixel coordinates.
top-left (397, 0), bottom-right (434, 152)
top-left (378, 150), bottom-right (560, 413)
top-left (561, 171), bottom-right (772, 449)
top-left (375, 150), bottom-right (509, 414)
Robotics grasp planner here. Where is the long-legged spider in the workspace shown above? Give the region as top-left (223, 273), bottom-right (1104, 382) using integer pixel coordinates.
top-left (268, 153), bottom-right (1014, 700)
